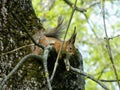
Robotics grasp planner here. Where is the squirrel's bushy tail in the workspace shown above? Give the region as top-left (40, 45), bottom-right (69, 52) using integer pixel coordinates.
top-left (45, 16), bottom-right (65, 39)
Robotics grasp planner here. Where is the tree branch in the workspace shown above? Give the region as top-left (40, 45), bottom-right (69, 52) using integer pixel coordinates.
top-left (100, 79), bottom-right (120, 82)
top-left (83, 13), bottom-right (99, 39)
top-left (42, 46), bottom-right (53, 90)
top-left (50, 0), bottom-right (77, 81)
top-left (101, 0), bottom-right (120, 89)
top-left (106, 34), bottom-right (120, 40)
top-left (63, 0), bottom-right (100, 38)
top-left (0, 46), bottom-right (53, 90)
top-left (96, 66), bottom-right (108, 80)
top-left (63, 0), bottom-right (100, 12)
top-left (63, 0), bottom-right (86, 12)
top-left (0, 54), bottom-right (43, 89)
top-left (85, 0), bottom-right (100, 9)
top-left (70, 66), bottom-right (109, 90)
top-left (1, 44), bottom-right (34, 56)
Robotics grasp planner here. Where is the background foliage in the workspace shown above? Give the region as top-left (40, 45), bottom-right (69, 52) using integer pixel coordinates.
top-left (32, 0), bottom-right (120, 90)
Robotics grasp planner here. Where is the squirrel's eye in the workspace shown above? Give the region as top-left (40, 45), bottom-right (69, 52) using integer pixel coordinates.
top-left (69, 47), bottom-right (72, 50)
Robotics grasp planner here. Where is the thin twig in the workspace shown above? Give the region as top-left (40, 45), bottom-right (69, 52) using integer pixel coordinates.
top-left (70, 66), bottom-right (109, 90)
top-left (97, 66), bottom-right (107, 80)
top-left (100, 79), bottom-right (120, 82)
top-left (63, 0), bottom-right (86, 12)
top-left (1, 44), bottom-right (34, 56)
top-left (64, 0), bottom-right (100, 12)
top-left (86, 0), bottom-right (100, 9)
top-left (11, 12), bottom-right (44, 49)
top-left (0, 54), bottom-right (43, 90)
top-left (107, 34), bottom-right (120, 40)
top-left (101, 0), bottom-right (120, 89)
top-left (83, 13), bottom-right (99, 39)
top-left (50, 0), bottom-right (77, 81)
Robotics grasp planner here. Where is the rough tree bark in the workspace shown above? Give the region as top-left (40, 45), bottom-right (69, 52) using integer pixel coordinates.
top-left (0, 0), bottom-right (85, 90)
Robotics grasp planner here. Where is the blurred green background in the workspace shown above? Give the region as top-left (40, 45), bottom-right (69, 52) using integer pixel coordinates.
top-left (32, 0), bottom-right (120, 90)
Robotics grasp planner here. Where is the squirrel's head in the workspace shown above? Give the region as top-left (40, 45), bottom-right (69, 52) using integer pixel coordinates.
top-left (65, 30), bottom-right (77, 55)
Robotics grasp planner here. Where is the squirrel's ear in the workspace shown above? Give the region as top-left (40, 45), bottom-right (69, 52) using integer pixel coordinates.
top-left (68, 32), bottom-right (77, 44)
top-left (68, 27), bottom-right (77, 44)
